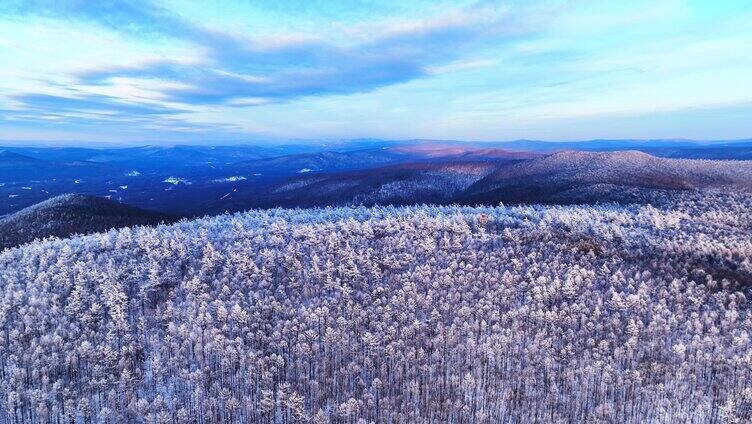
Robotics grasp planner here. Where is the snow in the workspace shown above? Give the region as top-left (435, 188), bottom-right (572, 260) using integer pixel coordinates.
top-left (163, 177), bottom-right (191, 185)
top-left (219, 188), bottom-right (237, 199)
top-left (212, 176), bottom-right (247, 183)
top-left (2, 189), bottom-right (752, 422)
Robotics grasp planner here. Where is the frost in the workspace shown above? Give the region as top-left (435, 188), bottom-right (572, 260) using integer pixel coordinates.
top-left (163, 176), bottom-right (191, 185)
top-left (212, 176), bottom-right (247, 183)
top-left (1, 189), bottom-right (751, 423)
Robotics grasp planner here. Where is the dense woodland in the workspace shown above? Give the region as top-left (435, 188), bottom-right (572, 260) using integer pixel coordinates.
top-left (1, 189), bottom-right (751, 423)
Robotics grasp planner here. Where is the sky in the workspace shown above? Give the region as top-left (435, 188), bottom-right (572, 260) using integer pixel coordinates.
top-left (1, 0), bottom-right (751, 144)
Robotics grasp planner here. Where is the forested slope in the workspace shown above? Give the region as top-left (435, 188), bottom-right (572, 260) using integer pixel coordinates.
top-left (0, 194), bottom-right (175, 250)
top-left (462, 150), bottom-right (752, 204)
top-left (0, 189), bottom-right (751, 423)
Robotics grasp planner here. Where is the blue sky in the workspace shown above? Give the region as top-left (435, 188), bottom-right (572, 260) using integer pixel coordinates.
top-left (1, 0), bottom-right (751, 143)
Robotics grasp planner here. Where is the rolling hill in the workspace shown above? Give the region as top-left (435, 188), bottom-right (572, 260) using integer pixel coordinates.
top-left (256, 161), bottom-right (501, 208)
top-left (232, 148), bottom-right (420, 174)
top-left (3, 143), bottom-right (752, 217)
top-left (252, 150), bottom-right (752, 208)
top-left (1, 190), bottom-right (750, 422)
top-left (0, 194), bottom-right (175, 250)
top-left (462, 150), bottom-right (752, 204)
top-left (0, 149), bottom-right (42, 165)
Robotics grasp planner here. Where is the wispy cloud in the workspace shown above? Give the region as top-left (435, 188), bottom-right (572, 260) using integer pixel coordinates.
top-left (1, 0), bottom-right (533, 136)
top-left (10, 93), bottom-right (184, 116)
top-left (70, 2), bottom-right (522, 105)
top-left (1, 0), bottom-right (196, 38)
top-left (1, 0), bottom-right (751, 141)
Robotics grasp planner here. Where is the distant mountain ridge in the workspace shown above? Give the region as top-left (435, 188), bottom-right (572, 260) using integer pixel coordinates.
top-left (254, 150), bottom-right (752, 208)
top-left (234, 148), bottom-right (419, 174)
top-left (249, 161), bottom-right (501, 208)
top-left (0, 150), bottom-right (42, 164)
top-left (2, 140), bottom-right (752, 217)
top-left (462, 150), bottom-right (752, 204)
top-left (4, 150), bottom-right (752, 246)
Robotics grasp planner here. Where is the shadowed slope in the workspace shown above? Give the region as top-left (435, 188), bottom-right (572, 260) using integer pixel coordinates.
top-left (241, 151), bottom-right (752, 208)
top-left (461, 150), bottom-right (752, 204)
top-left (0, 194), bottom-right (176, 250)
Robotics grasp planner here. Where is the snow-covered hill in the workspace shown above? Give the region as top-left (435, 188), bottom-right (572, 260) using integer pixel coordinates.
top-left (461, 150), bottom-right (752, 204)
top-left (0, 194), bottom-right (174, 250)
top-left (1, 189), bottom-right (750, 422)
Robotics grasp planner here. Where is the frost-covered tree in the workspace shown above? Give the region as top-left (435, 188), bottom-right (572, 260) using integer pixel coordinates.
top-left (0, 188), bottom-right (751, 423)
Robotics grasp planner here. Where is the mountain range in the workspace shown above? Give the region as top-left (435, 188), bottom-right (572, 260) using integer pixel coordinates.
top-left (2, 139), bottom-right (752, 249)
top-left (243, 150), bottom-right (752, 208)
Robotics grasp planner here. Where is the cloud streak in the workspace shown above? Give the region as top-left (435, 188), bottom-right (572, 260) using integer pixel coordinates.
top-left (1, 0), bottom-right (529, 136)
top-left (70, 2), bottom-right (519, 105)
top-left (2, 1), bottom-right (751, 141)
top-left (2, 0), bottom-right (196, 39)
top-left (10, 93), bottom-right (184, 116)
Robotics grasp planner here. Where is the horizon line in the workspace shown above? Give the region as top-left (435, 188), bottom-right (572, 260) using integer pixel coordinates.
top-left (2, 137), bottom-right (752, 149)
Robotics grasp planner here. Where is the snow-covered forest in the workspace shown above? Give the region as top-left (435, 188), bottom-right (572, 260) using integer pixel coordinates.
top-left (1, 189), bottom-right (751, 423)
